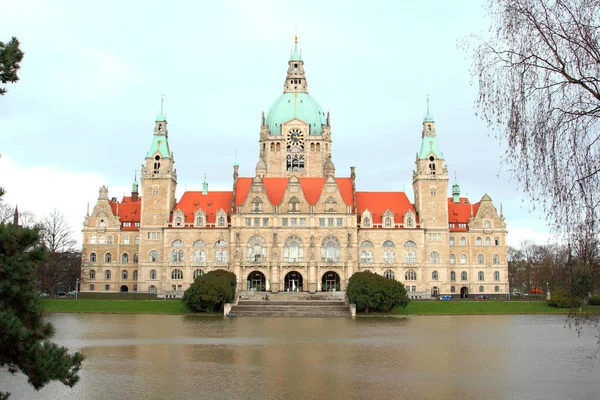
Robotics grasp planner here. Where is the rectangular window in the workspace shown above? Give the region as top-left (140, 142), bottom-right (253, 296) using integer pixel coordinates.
top-left (449, 223), bottom-right (455, 228)
top-left (328, 218), bottom-right (334, 227)
top-left (282, 218), bottom-right (288, 227)
top-left (123, 222), bottom-right (131, 227)
top-left (300, 218), bottom-right (306, 227)
top-left (263, 218), bottom-right (269, 227)
top-left (337, 218), bottom-right (343, 227)
top-left (319, 218), bottom-right (325, 227)
top-left (437, 233), bottom-right (441, 240)
top-left (254, 218), bottom-right (260, 227)
top-left (245, 218), bottom-right (251, 227)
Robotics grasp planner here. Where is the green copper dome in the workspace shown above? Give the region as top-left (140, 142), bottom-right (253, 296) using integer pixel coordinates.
top-left (266, 92), bottom-right (327, 135)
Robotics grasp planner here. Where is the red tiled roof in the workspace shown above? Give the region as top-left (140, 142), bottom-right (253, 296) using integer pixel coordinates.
top-left (109, 196), bottom-right (141, 231)
top-left (234, 177), bottom-right (354, 207)
top-left (447, 197), bottom-right (480, 231)
top-left (174, 191), bottom-right (233, 223)
top-left (355, 192), bottom-right (415, 224)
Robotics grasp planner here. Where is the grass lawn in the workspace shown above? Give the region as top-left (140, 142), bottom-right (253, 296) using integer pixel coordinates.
top-left (395, 300), bottom-right (600, 315)
top-left (42, 299), bottom-right (190, 314)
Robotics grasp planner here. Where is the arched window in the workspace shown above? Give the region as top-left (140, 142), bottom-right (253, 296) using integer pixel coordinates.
top-left (484, 220), bottom-right (491, 229)
top-left (215, 240), bottom-right (228, 263)
top-left (171, 269), bottom-right (183, 280)
top-left (477, 254), bottom-right (484, 264)
top-left (432, 271), bottom-right (439, 280)
top-left (479, 286), bottom-right (484, 293)
top-left (105, 270), bottom-right (111, 280)
top-left (478, 271), bottom-right (485, 281)
top-left (430, 251), bottom-right (440, 264)
top-left (122, 270), bottom-right (128, 280)
top-left (284, 236), bottom-right (304, 262)
top-left (494, 271), bottom-right (500, 281)
top-left (133, 270), bottom-right (138, 280)
top-left (104, 284), bottom-right (110, 291)
top-left (89, 284), bottom-right (95, 291)
top-left (382, 241), bottom-right (395, 263)
top-left (288, 197), bottom-right (300, 213)
top-left (476, 237), bottom-right (482, 246)
top-left (450, 271), bottom-right (456, 281)
top-left (104, 253), bottom-right (112, 263)
top-left (460, 237), bottom-right (466, 246)
top-left (460, 254), bottom-right (467, 264)
top-left (174, 216), bottom-right (183, 226)
top-left (449, 237), bottom-right (455, 246)
top-left (363, 217), bottom-right (371, 227)
top-left (406, 217), bottom-right (414, 228)
top-left (405, 270), bottom-right (417, 281)
top-left (196, 216), bottom-right (204, 226)
top-left (152, 188), bottom-right (159, 196)
top-left (149, 285), bottom-right (157, 293)
top-left (404, 240), bottom-right (417, 264)
top-left (450, 254), bottom-right (456, 264)
top-left (321, 236), bottom-right (341, 262)
top-left (133, 253), bottom-right (139, 263)
top-left (485, 237), bottom-right (491, 246)
top-left (99, 219), bottom-right (105, 228)
top-left (247, 236), bottom-right (267, 262)
top-left (122, 253), bottom-right (129, 263)
top-left (134, 236), bottom-right (139, 245)
top-left (99, 236), bottom-right (105, 244)
top-left (493, 254), bottom-right (500, 264)
top-left (149, 250), bottom-right (159, 262)
top-left (461, 271), bottom-right (467, 281)
top-left (172, 240), bottom-right (184, 247)
top-left (384, 270), bottom-right (395, 280)
top-left (218, 216), bottom-right (226, 227)
top-left (360, 241), bottom-right (374, 263)
top-left (90, 253), bottom-right (97, 262)
top-left (89, 269), bottom-right (96, 279)
top-left (193, 249), bottom-right (206, 262)
top-left (150, 269), bottom-right (156, 280)
top-left (384, 217), bottom-right (392, 227)
top-left (90, 235), bottom-right (96, 244)
top-left (495, 286), bottom-right (500, 292)
top-left (107, 235), bottom-right (114, 245)
top-left (123, 236), bottom-right (129, 245)
top-left (193, 269), bottom-right (204, 279)
top-left (494, 237), bottom-right (500, 246)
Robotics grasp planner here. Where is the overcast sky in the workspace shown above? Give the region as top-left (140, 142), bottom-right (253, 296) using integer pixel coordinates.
top-left (0, 0), bottom-right (553, 247)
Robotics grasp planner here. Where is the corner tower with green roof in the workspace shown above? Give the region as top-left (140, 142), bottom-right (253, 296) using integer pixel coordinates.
top-left (258, 36), bottom-right (333, 178)
top-left (412, 102), bottom-right (449, 231)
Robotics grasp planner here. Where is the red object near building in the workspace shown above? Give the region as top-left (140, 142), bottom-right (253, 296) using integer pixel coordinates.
top-left (530, 288), bottom-right (543, 294)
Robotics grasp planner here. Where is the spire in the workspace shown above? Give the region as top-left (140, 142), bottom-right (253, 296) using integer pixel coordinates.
top-left (423, 95), bottom-right (434, 123)
top-left (452, 173), bottom-right (460, 203)
top-left (284, 36), bottom-right (308, 93)
top-left (131, 171), bottom-right (139, 202)
top-left (234, 150), bottom-right (239, 167)
top-left (156, 94), bottom-right (167, 122)
top-left (13, 205), bottom-right (19, 226)
top-left (202, 173), bottom-right (208, 195)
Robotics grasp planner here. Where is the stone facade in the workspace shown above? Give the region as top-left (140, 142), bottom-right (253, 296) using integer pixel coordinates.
top-left (81, 39), bottom-right (509, 299)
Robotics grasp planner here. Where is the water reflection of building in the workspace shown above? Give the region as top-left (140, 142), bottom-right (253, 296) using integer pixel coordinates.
top-left (80, 37), bottom-right (508, 298)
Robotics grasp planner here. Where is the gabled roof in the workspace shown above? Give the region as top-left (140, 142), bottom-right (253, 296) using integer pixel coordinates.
top-left (447, 197), bottom-right (481, 231)
top-left (109, 196), bottom-right (141, 231)
top-left (173, 191), bottom-right (232, 224)
top-left (234, 177), bottom-right (354, 207)
top-left (355, 192), bottom-right (415, 224)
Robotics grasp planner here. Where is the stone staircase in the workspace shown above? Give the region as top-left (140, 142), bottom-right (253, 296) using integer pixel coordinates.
top-left (230, 291), bottom-right (351, 317)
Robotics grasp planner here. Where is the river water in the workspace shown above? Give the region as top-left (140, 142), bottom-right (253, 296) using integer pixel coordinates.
top-left (2, 314), bottom-right (599, 400)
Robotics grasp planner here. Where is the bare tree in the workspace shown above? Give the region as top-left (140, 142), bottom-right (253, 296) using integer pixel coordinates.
top-left (464, 0), bottom-right (600, 238)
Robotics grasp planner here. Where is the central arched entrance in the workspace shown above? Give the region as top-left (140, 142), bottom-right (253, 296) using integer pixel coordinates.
top-left (247, 271), bottom-right (266, 291)
top-left (460, 286), bottom-right (469, 298)
top-left (284, 271), bottom-right (303, 292)
top-left (322, 271), bottom-right (340, 291)
top-left (120, 285), bottom-right (128, 292)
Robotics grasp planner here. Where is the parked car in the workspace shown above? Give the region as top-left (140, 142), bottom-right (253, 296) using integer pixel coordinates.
top-left (439, 295), bottom-right (452, 300)
top-left (530, 287), bottom-right (543, 294)
top-left (474, 295), bottom-right (488, 301)
top-left (66, 290), bottom-right (78, 297)
top-left (512, 291), bottom-right (523, 296)
top-left (39, 292), bottom-right (49, 298)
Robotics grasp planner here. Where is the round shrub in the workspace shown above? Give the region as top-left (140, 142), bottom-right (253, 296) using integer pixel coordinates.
top-left (346, 271), bottom-right (410, 313)
top-left (182, 269), bottom-right (237, 312)
top-left (548, 289), bottom-right (582, 308)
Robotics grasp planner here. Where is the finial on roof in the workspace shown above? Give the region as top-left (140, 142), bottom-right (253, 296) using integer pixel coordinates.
top-left (202, 173), bottom-right (208, 195)
top-left (156, 94), bottom-right (167, 122)
top-left (291, 32), bottom-right (302, 61)
top-left (423, 95), bottom-right (434, 123)
top-left (234, 150), bottom-right (239, 167)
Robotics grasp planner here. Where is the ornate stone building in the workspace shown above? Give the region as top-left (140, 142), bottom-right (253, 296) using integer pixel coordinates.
top-left (81, 38), bottom-right (508, 298)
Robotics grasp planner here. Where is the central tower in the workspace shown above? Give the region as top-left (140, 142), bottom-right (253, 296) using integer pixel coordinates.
top-left (257, 36), bottom-right (332, 178)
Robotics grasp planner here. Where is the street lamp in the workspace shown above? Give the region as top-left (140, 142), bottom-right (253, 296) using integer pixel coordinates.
top-left (75, 278), bottom-right (79, 300)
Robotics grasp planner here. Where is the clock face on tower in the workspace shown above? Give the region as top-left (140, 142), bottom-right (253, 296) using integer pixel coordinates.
top-left (287, 129), bottom-right (304, 148)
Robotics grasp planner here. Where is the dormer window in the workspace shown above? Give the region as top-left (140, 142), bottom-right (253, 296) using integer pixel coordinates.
top-left (216, 209), bottom-right (227, 227)
top-left (325, 197), bottom-right (337, 213)
top-left (288, 197), bottom-right (300, 213)
top-left (252, 197), bottom-right (263, 213)
top-left (175, 217), bottom-right (182, 226)
top-left (363, 217), bottom-right (371, 228)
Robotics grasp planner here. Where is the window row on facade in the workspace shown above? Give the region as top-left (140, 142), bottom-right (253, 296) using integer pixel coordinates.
top-left (89, 235), bottom-right (140, 245)
top-left (449, 236), bottom-right (501, 246)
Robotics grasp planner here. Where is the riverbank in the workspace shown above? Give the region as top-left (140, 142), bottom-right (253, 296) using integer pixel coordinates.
top-left (42, 299), bottom-right (600, 315)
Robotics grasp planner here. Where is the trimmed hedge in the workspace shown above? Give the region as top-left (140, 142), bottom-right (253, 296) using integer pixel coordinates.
top-left (588, 296), bottom-right (600, 306)
top-left (547, 289), bottom-right (582, 308)
top-left (346, 271), bottom-right (410, 313)
top-left (182, 269), bottom-right (237, 313)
